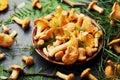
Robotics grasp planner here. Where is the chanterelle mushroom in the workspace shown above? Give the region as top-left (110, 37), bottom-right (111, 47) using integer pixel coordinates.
top-left (22, 56), bottom-right (34, 66)
top-left (88, 1), bottom-right (104, 14)
top-left (9, 65), bottom-right (23, 80)
top-left (110, 2), bottom-right (120, 25)
top-left (1, 24), bottom-right (9, 34)
top-left (0, 53), bottom-right (6, 60)
top-left (32, 0), bottom-right (42, 9)
top-left (0, 0), bottom-right (8, 11)
top-left (56, 71), bottom-right (74, 80)
top-left (108, 38), bottom-right (120, 54)
top-left (80, 68), bottom-right (98, 80)
top-left (12, 16), bottom-right (30, 29)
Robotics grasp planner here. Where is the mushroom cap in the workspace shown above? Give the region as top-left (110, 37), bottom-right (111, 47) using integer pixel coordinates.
top-left (34, 19), bottom-right (48, 29)
top-left (108, 38), bottom-right (120, 46)
top-left (22, 17), bottom-right (30, 29)
top-left (25, 56), bottom-right (34, 66)
top-left (105, 65), bottom-right (114, 78)
top-left (67, 73), bottom-right (74, 80)
top-left (110, 2), bottom-right (120, 20)
top-left (32, 0), bottom-right (39, 7)
top-left (10, 65), bottom-right (23, 71)
top-left (84, 34), bottom-right (95, 48)
top-left (88, 1), bottom-right (97, 10)
top-left (0, 33), bottom-right (14, 47)
top-left (0, 0), bottom-right (8, 11)
top-left (80, 68), bottom-right (90, 78)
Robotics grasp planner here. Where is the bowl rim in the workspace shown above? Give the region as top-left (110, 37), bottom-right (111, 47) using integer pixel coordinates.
top-left (32, 13), bottom-right (104, 65)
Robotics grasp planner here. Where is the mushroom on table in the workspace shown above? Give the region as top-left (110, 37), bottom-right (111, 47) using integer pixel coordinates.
top-left (0, 0), bottom-right (8, 11)
top-left (0, 31), bottom-right (17, 47)
top-left (88, 1), bottom-right (104, 14)
top-left (56, 71), bottom-right (74, 80)
top-left (9, 65), bottom-right (23, 80)
top-left (108, 38), bottom-right (120, 54)
top-left (12, 16), bottom-right (30, 30)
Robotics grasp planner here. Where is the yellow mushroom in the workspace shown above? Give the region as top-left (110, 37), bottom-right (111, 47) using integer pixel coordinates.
top-left (110, 2), bottom-right (120, 25)
top-left (62, 46), bottom-right (78, 65)
top-left (80, 68), bottom-right (98, 80)
top-left (108, 38), bottom-right (120, 54)
top-left (32, 0), bottom-right (42, 9)
top-left (55, 51), bottom-right (64, 61)
top-left (12, 16), bottom-right (30, 29)
top-left (78, 48), bottom-right (86, 61)
top-left (81, 16), bottom-right (98, 34)
top-left (94, 31), bottom-right (103, 47)
top-left (34, 19), bottom-right (49, 40)
top-left (85, 47), bottom-right (97, 57)
top-left (56, 71), bottom-right (74, 80)
top-left (0, 0), bottom-right (8, 11)
top-left (88, 1), bottom-right (104, 14)
top-left (0, 31), bottom-right (17, 47)
top-left (1, 24), bottom-right (9, 34)
top-left (9, 65), bottom-right (23, 80)
top-left (22, 56), bottom-right (34, 66)
top-left (0, 53), bottom-right (5, 60)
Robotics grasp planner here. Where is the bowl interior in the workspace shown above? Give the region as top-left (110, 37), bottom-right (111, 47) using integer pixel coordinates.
top-left (32, 14), bottom-right (104, 65)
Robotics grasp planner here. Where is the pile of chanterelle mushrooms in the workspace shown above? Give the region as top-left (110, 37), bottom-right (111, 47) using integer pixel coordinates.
top-left (33, 6), bottom-right (103, 65)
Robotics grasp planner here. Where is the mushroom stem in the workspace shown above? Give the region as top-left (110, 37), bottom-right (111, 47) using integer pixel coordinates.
top-left (48, 41), bottom-right (69, 58)
top-left (36, 2), bottom-right (42, 9)
top-left (12, 16), bottom-right (30, 29)
top-left (12, 17), bottom-right (23, 24)
top-left (80, 68), bottom-right (98, 80)
top-left (92, 5), bottom-right (104, 14)
top-left (113, 44), bottom-right (120, 54)
top-left (1, 24), bottom-right (9, 34)
top-left (9, 30), bottom-right (17, 39)
top-left (56, 71), bottom-right (74, 80)
top-left (61, 0), bottom-right (86, 7)
top-left (9, 69), bottom-right (20, 80)
top-left (0, 53), bottom-right (6, 60)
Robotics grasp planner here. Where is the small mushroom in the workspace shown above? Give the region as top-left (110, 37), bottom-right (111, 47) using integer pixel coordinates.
top-left (0, 0), bottom-right (8, 11)
top-left (22, 56), bottom-right (34, 66)
top-left (94, 31), bottom-right (102, 47)
top-left (85, 47), bottom-right (97, 57)
top-left (0, 53), bottom-right (6, 60)
top-left (88, 1), bottom-right (104, 14)
top-left (105, 65), bottom-right (114, 78)
top-left (110, 2), bottom-right (120, 25)
top-left (12, 16), bottom-right (30, 29)
top-left (75, 14), bottom-right (85, 27)
top-left (1, 24), bottom-right (9, 34)
top-left (80, 68), bottom-right (98, 80)
top-left (78, 48), bottom-right (86, 61)
top-left (84, 33), bottom-right (95, 48)
top-left (81, 16), bottom-right (97, 34)
top-left (55, 51), bottom-right (64, 61)
top-left (0, 31), bottom-right (17, 48)
top-left (36, 39), bottom-right (44, 46)
top-left (105, 60), bottom-right (115, 78)
top-left (32, 0), bottom-right (42, 9)
top-left (108, 38), bottom-right (120, 54)
top-left (9, 30), bottom-right (17, 38)
top-left (56, 71), bottom-right (74, 80)
top-left (62, 46), bottom-right (78, 65)
top-left (34, 19), bottom-right (49, 40)
top-left (9, 65), bottom-right (23, 80)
